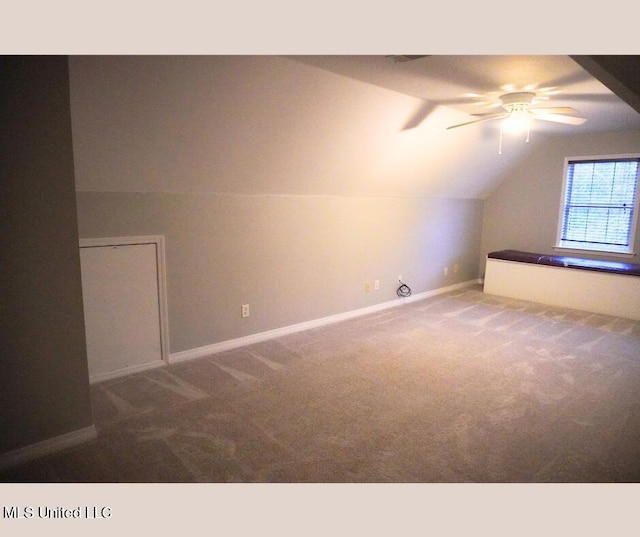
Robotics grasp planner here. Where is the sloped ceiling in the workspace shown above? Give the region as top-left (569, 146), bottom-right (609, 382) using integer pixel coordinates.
top-left (70, 55), bottom-right (640, 200)
top-left (571, 55), bottom-right (640, 114)
top-left (290, 55), bottom-right (640, 134)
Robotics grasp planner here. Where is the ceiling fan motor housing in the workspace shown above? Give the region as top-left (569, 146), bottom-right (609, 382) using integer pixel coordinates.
top-left (500, 91), bottom-right (535, 112)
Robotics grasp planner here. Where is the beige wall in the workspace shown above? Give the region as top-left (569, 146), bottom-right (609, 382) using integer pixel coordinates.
top-left (76, 192), bottom-right (483, 353)
top-left (480, 129), bottom-right (640, 276)
top-left (0, 57), bottom-right (92, 454)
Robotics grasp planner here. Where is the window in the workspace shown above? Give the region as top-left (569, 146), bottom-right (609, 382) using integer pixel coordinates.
top-left (556, 155), bottom-right (640, 255)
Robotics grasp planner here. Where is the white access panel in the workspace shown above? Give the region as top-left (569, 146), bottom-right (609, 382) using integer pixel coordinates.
top-left (80, 239), bottom-right (167, 382)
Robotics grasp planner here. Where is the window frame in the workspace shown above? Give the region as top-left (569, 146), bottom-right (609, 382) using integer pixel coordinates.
top-left (554, 154), bottom-right (640, 258)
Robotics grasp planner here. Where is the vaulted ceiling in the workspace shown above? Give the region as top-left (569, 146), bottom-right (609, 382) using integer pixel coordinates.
top-left (290, 55), bottom-right (640, 135)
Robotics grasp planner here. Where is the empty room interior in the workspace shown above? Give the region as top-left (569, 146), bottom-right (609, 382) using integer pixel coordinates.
top-left (2, 54), bottom-right (640, 483)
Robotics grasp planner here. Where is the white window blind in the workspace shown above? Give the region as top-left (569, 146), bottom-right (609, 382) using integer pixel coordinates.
top-left (558, 157), bottom-right (640, 254)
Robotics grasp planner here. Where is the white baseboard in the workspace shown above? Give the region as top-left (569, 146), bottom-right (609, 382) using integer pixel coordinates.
top-left (89, 358), bottom-right (166, 384)
top-left (169, 279), bottom-right (481, 364)
top-left (0, 425), bottom-right (97, 471)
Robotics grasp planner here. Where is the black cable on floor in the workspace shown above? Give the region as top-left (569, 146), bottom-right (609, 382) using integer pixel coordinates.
top-left (397, 280), bottom-right (411, 297)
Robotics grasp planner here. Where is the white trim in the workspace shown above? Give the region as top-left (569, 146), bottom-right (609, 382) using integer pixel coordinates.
top-left (552, 245), bottom-right (636, 259)
top-left (79, 235), bottom-right (171, 383)
top-left (0, 426), bottom-right (97, 471)
top-left (169, 279), bottom-right (481, 364)
top-left (88, 358), bottom-right (166, 384)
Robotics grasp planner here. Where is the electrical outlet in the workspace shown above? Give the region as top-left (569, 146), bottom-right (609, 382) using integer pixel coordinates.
top-left (444, 266), bottom-right (449, 276)
top-left (241, 304), bottom-right (250, 318)
top-left (374, 280), bottom-right (380, 290)
top-left (365, 282), bottom-right (371, 292)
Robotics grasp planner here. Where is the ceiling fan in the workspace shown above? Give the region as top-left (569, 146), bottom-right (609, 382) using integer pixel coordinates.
top-left (446, 91), bottom-right (587, 131)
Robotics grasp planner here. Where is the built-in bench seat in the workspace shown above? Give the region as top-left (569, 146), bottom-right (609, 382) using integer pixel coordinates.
top-left (487, 249), bottom-right (640, 277)
top-left (483, 249), bottom-right (640, 320)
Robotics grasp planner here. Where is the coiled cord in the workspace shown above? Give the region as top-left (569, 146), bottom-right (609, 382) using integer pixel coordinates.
top-left (397, 280), bottom-right (412, 298)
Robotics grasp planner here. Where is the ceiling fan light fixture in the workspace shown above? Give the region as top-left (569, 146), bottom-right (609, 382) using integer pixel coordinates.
top-left (501, 107), bottom-right (531, 134)
top-left (498, 100), bottom-right (532, 154)
top-left (501, 93), bottom-right (534, 135)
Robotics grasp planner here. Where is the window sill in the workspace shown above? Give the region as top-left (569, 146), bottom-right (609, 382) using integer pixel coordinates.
top-left (553, 245), bottom-right (637, 259)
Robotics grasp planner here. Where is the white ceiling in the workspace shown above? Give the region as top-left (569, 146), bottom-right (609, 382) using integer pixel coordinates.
top-left (289, 55), bottom-right (640, 134)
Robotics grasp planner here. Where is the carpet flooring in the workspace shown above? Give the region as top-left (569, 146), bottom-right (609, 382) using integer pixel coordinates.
top-left (3, 285), bottom-right (640, 482)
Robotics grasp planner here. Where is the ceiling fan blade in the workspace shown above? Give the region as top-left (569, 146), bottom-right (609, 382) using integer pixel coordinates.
top-left (469, 112), bottom-right (510, 117)
top-left (530, 106), bottom-right (581, 115)
top-left (401, 100), bottom-right (439, 130)
top-left (446, 114), bottom-right (507, 130)
top-left (533, 113), bottom-right (587, 125)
